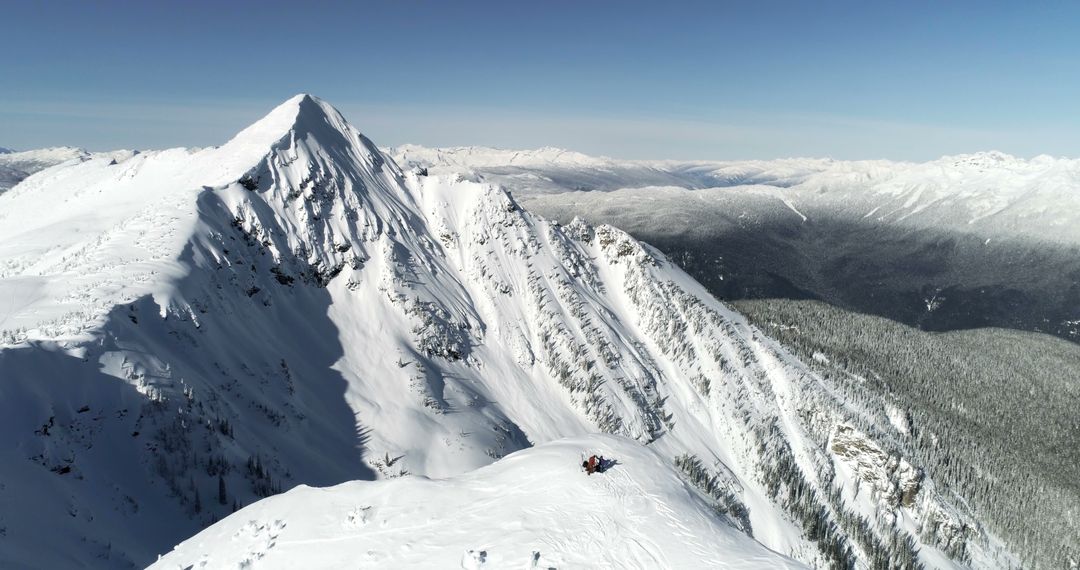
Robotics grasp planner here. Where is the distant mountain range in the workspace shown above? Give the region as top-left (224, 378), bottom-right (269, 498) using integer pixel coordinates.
top-left (391, 145), bottom-right (1080, 245)
top-left (393, 145), bottom-right (1080, 343)
top-left (0, 147), bottom-right (139, 194)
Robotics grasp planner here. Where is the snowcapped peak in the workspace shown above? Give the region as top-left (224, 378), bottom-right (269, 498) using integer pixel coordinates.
top-left (223, 94), bottom-right (364, 153)
top-left (289, 93), bottom-right (348, 130)
top-left (201, 94), bottom-right (389, 189)
top-left (0, 146), bottom-right (13, 154)
top-left (0, 96), bottom-right (1024, 569)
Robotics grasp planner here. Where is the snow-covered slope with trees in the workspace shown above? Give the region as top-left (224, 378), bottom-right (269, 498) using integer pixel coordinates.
top-left (393, 145), bottom-right (1080, 567)
top-left (0, 96), bottom-right (1024, 569)
top-left (150, 435), bottom-right (804, 569)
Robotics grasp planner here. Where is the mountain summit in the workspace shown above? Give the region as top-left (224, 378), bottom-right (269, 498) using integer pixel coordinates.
top-left (223, 94), bottom-right (382, 166)
top-left (0, 97), bottom-right (1022, 568)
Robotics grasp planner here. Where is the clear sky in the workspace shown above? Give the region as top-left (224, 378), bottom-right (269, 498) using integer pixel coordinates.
top-left (3, 1), bottom-right (1080, 160)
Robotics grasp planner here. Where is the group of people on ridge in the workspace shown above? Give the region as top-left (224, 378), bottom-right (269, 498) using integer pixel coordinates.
top-left (582, 454), bottom-right (608, 475)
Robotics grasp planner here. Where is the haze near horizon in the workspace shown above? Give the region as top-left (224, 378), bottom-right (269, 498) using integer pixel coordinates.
top-left (4, 1), bottom-right (1080, 160)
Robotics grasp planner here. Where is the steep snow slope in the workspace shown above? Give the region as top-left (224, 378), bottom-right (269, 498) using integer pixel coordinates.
top-left (0, 97), bottom-right (1018, 569)
top-left (150, 435), bottom-right (804, 569)
top-left (733, 297), bottom-right (1080, 567)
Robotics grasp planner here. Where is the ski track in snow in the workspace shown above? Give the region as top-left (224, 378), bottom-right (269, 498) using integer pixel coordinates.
top-left (780, 199), bottom-right (807, 222)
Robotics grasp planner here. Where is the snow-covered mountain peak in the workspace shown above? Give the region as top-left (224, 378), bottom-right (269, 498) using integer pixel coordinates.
top-left (225, 94), bottom-right (375, 157)
top-left (0, 97), bottom-right (1023, 569)
top-left (0, 95), bottom-right (403, 346)
top-left (206, 93), bottom-right (384, 189)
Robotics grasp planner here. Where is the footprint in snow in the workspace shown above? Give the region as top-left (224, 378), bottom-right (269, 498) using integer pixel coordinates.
top-left (527, 550), bottom-right (556, 569)
top-left (344, 505), bottom-right (371, 529)
top-left (232, 519), bottom-right (287, 541)
top-left (231, 519), bottom-right (287, 566)
top-left (460, 549), bottom-right (488, 569)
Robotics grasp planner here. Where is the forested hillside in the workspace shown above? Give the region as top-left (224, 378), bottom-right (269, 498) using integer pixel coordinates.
top-left (735, 298), bottom-right (1080, 568)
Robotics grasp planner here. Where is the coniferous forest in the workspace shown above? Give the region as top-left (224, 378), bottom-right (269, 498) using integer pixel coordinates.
top-left (734, 298), bottom-right (1080, 569)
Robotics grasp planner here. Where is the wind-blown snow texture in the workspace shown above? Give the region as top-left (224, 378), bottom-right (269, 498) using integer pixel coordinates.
top-left (1, 97), bottom-right (1018, 569)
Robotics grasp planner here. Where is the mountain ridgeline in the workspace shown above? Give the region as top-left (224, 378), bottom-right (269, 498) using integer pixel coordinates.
top-left (396, 145), bottom-right (1080, 345)
top-left (0, 96), bottom-right (1031, 568)
top-left (393, 145), bottom-right (1080, 569)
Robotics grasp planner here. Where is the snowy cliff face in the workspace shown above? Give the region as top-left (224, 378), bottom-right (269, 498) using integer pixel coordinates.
top-left (0, 96), bottom-right (1017, 569)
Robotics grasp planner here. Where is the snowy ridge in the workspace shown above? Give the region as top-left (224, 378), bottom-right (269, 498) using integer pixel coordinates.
top-left (0, 96), bottom-right (1017, 568)
top-left (0, 146), bottom-right (139, 193)
top-left (0, 146), bottom-right (89, 168)
top-left (149, 435), bottom-right (804, 569)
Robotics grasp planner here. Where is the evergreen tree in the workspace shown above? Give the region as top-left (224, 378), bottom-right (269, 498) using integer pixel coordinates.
top-left (218, 474), bottom-right (227, 505)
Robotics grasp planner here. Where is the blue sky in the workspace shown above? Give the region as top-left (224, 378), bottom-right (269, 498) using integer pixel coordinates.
top-left (3, 1), bottom-right (1079, 160)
